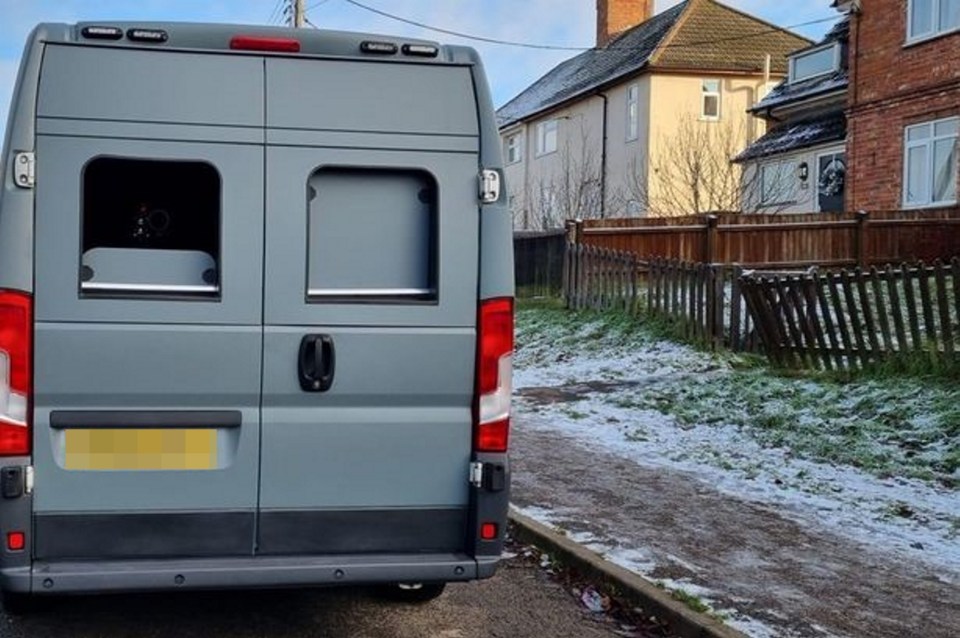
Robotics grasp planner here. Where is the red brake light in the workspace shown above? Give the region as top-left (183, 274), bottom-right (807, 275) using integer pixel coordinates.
top-left (474, 298), bottom-right (513, 453)
top-left (6, 532), bottom-right (25, 552)
top-left (230, 36), bottom-right (301, 53)
top-left (480, 522), bottom-right (498, 540)
top-left (0, 291), bottom-right (32, 456)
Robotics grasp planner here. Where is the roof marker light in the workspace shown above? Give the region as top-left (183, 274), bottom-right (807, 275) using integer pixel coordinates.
top-left (81, 26), bottom-right (124, 40)
top-left (360, 41), bottom-right (399, 54)
top-left (402, 44), bottom-right (439, 58)
top-left (230, 36), bottom-right (301, 53)
top-left (127, 28), bottom-right (168, 43)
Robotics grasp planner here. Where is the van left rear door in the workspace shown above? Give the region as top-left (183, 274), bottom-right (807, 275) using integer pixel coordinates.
top-left (30, 45), bottom-right (265, 562)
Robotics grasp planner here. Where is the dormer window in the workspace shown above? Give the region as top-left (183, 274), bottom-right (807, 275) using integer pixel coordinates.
top-left (788, 43), bottom-right (839, 83)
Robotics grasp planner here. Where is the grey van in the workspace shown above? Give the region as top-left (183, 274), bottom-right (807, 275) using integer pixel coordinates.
top-left (0, 22), bottom-right (512, 611)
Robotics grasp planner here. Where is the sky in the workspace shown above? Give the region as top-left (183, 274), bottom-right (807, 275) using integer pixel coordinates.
top-left (0, 0), bottom-right (840, 144)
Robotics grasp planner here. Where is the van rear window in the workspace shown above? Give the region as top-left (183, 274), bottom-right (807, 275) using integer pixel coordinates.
top-left (306, 168), bottom-right (437, 303)
top-left (81, 158), bottom-right (221, 297)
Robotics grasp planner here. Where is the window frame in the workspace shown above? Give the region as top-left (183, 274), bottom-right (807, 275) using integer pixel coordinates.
top-left (504, 133), bottom-right (523, 165)
top-left (80, 156), bottom-right (223, 298)
top-left (907, 0), bottom-right (960, 43)
top-left (759, 160), bottom-right (799, 207)
top-left (787, 42), bottom-right (840, 84)
top-left (535, 119), bottom-right (559, 157)
top-left (626, 84), bottom-right (640, 141)
top-left (902, 116), bottom-right (959, 209)
top-left (700, 79), bottom-right (721, 121)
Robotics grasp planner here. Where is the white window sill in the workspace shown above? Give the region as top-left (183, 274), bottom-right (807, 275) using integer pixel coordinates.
top-left (699, 116), bottom-right (721, 122)
top-left (904, 26), bottom-right (960, 49)
top-left (534, 150), bottom-right (557, 159)
top-left (902, 200), bottom-right (958, 209)
top-left (626, 135), bottom-right (639, 143)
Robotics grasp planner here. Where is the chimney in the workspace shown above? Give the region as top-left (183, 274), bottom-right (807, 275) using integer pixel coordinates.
top-left (596, 0), bottom-right (655, 47)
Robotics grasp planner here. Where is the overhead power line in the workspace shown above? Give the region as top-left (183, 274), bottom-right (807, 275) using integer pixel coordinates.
top-left (342, 0), bottom-right (841, 52)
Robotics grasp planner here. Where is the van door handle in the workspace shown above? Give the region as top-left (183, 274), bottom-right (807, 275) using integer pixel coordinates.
top-left (298, 334), bottom-right (335, 392)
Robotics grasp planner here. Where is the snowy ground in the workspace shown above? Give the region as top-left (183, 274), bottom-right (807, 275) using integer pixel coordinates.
top-left (511, 301), bottom-right (960, 637)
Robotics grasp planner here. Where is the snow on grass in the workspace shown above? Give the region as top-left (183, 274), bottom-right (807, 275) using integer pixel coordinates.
top-left (514, 302), bottom-right (960, 575)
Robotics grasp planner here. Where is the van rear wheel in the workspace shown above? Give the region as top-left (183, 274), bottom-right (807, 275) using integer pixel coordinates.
top-left (381, 582), bottom-right (446, 604)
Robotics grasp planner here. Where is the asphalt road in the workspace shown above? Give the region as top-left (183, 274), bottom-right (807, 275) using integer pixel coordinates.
top-left (0, 557), bottom-right (623, 638)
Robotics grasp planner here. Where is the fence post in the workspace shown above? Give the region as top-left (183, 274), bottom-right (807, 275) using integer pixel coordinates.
top-left (574, 219), bottom-right (585, 246)
top-left (854, 210), bottom-right (869, 268)
top-left (704, 214), bottom-right (719, 264)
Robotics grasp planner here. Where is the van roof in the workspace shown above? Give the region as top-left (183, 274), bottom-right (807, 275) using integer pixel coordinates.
top-left (37, 21), bottom-right (464, 64)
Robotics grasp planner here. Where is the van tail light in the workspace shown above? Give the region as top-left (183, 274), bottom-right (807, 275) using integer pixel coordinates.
top-left (230, 36), bottom-right (301, 53)
top-left (474, 298), bottom-right (513, 453)
top-left (0, 291), bottom-right (32, 456)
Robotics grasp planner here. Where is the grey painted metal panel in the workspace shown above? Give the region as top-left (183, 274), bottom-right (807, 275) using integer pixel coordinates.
top-left (260, 326), bottom-right (473, 509)
top-left (307, 169), bottom-right (435, 297)
top-left (0, 28), bottom-right (70, 292)
top-left (264, 146), bottom-right (478, 327)
top-left (266, 58), bottom-right (478, 135)
top-left (266, 128), bottom-right (476, 153)
top-left (37, 117), bottom-right (264, 145)
top-left (32, 322), bottom-right (262, 513)
top-left (38, 45), bottom-right (263, 127)
top-left (34, 136), bottom-right (263, 325)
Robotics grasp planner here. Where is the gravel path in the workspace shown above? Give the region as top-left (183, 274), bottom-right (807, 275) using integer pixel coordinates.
top-left (511, 412), bottom-right (960, 638)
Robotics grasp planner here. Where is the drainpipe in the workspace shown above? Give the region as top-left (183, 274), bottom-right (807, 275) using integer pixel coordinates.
top-left (599, 92), bottom-right (609, 217)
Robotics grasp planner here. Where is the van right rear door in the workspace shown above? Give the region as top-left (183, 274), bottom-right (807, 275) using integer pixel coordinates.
top-left (257, 57), bottom-right (481, 557)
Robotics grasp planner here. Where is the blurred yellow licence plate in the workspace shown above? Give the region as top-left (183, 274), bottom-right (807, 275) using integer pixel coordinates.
top-left (64, 429), bottom-right (217, 470)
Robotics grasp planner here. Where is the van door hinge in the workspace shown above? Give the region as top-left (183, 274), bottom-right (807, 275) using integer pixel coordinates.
top-left (469, 461), bottom-right (484, 487)
top-left (13, 152), bottom-right (35, 189)
top-left (24, 466), bottom-right (34, 495)
top-left (479, 169), bottom-right (500, 204)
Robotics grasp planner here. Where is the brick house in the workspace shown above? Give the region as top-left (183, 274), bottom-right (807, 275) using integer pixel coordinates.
top-left (497, 0), bottom-right (808, 229)
top-left (843, 0), bottom-right (959, 212)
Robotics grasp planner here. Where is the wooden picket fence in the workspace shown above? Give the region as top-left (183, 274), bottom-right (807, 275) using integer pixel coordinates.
top-left (563, 243), bottom-right (641, 313)
top-left (562, 244), bottom-right (762, 351)
top-left (646, 258), bottom-right (762, 352)
top-left (739, 259), bottom-right (960, 370)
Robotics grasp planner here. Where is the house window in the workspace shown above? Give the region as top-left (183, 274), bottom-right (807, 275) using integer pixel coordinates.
top-left (701, 80), bottom-right (721, 120)
top-left (626, 84), bottom-right (640, 140)
top-left (788, 43), bottom-right (838, 83)
top-left (535, 119), bottom-right (558, 157)
top-left (760, 161), bottom-right (798, 206)
top-left (908, 0), bottom-right (960, 41)
top-left (903, 117), bottom-right (958, 207)
top-left (504, 133), bottom-right (523, 164)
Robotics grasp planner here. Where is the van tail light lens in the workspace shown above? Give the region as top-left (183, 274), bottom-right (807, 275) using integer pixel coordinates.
top-left (0, 291), bottom-right (32, 456)
top-left (230, 36), bottom-right (301, 53)
top-left (474, 298), bottom-right (513, 453)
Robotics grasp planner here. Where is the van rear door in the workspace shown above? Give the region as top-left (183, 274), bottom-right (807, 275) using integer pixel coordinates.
top-left (258, 58), bottom-right (480, 556)
top-left (30, 45), bottom-right (265, 560)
